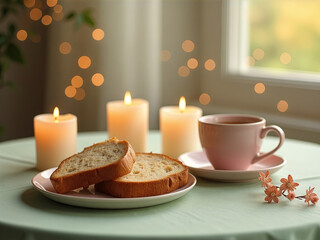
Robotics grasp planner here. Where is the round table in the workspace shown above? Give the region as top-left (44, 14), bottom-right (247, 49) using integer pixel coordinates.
top-left (0, 131), bottom-right (319, 240)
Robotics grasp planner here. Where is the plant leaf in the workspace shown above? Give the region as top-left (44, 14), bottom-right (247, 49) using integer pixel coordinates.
top-left (65, 9), bottom-right (96, 30)
top-left (65, 12), bottom-right (76, 20)
top-left (74, 14), bottom-right (84, 30)
top-left (82, 12), bottom-right (95, 28)
top-left (5, 43), bottom-right (24, 63)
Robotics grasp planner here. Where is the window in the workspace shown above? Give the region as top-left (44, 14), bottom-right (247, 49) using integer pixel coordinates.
top-left (226, 0), bottom-right (320, 88)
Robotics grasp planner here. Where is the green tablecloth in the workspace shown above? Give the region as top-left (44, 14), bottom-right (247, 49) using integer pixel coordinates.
top-left (0, 131), bottom-right (319, 240)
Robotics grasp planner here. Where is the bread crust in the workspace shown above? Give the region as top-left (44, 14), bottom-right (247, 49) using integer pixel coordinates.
top-left (50, 138), bottom-right (136, 194)
top-left (95, 153), bottom-right (189, 198)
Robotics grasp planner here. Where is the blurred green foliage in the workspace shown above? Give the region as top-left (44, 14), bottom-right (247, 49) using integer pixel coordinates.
top-left (0, 0), bottom-right (95, 91)
top-left (249, 0), bottom-right (320, 73)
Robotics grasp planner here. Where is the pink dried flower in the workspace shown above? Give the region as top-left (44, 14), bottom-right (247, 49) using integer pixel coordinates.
top-left (264, 185), bottom-right (281, 203)
top-left (305, 187), bottom-right (319, 206)
top-left (286, 191), bottom-right (296, 201)
top-left (280, 175), bottom-right (299, 192)
top-left (259, 171), bottom-right (272, 188)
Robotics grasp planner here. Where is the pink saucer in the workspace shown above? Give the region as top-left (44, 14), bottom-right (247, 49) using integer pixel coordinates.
top-left (178, 151), bottom-right (286, 182)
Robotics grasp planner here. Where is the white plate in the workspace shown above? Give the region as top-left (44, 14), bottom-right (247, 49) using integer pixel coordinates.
top-left (32, 168), bottom-right (196, 209)
top-left (178, 151), bottom-right (286, 183)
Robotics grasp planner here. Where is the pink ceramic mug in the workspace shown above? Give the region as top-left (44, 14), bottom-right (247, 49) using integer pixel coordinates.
top-left (198, 114), bottom-right (285, 170)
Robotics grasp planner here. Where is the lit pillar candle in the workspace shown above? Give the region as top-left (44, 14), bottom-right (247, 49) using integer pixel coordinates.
top-left (160, 96), bottom-right (202, 158)
top-left (34, 107), bottom-right (77, 171)
top-left (107, 91), bottom-right (149, 152)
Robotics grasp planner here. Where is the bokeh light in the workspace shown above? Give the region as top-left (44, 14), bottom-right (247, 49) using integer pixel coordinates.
top-left (78, 56), bottom-right (91, 69)
top-left (161, 50), bottom-right (171, 62)
top-left (199, 93), bottom-right (211, 105)
top-left (254, 83), bottom-right (265, 94)
top-left (59, 42), bottom-right (72, 55)
top-left (91, 73), bottom-right (104, 86)
top-left (277, 100), bottom-right (289, 112)
top-left (187, 58), bottom-right (198, 69)
top-left (24, 0), bottom-right (35, 8)
top-left (246, 56), bottom-right (256, 67)
top-left (178, 66), bottom-right (190, 77)
top-left (182, 40), bottom-right (195, 53)
top-left (65, 86), bottom-right (76, 98)
top-left (280, 52), bottom-right (292, 64)
top-left (71, 76), bottom-right (83, 88)
top-left (53, 4), bottom-right (63, 13)
top-left (74, 88), bottom-right (86, 101)
top-left (16, 30), bottom-right (28, 41)
top-left (30, 8), bottom-right (42, 21)
top-left (204, 59), bottom-right (216, 71)
top-left (92, 29), bottom-right (105, 41)
top-left (47, 0), bottom-right (57, 7)
top-left (41, 15), bottom-right (52, 26)
top-left (253, 48), bottom-right (265, 61)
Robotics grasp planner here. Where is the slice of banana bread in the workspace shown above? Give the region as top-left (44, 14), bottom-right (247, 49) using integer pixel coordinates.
top-left (50, 138), bottom-right (135, 194)
top-left (95, 153), bottom-right (188, 198)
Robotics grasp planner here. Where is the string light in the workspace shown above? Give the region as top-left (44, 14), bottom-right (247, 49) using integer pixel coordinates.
top-left (53, 4), bottom-right (63, 13)
top-left (92, 29), bottom-right (105, 41)
top-left (47, 0), bottom-right (58, 7)
top-left (187, 58), bottom-right (198, 69)
top-left (71, 76), bottom-right (83, 88)
top-left (16, 30), bottom-right (28, 41)
top-left (199, 93), bottom-right (211, 105)
top-left (253, 48), bottom-right (265, 60)
top-left (280, 52), bottom-right (292, 64)
top-left (91, 73), bottom-right (104, 86)
top-left (182, 40), bottom-right (195, 53)
top-left (30, 8), bottom-right (42, 21)
top-left (277, 100), bottom-right (289, 112)
top-left (178, 66), bottom-right (190, 77)
top-left (74, 88), bottom-right (85, 101)
top-left (24, 0), bottom-right (35, 8)
top-left (78, 56), bottom-right (91, 69)
top-left (59, 42), bottom-right (72, 55)
top-left (254, 83), bottom-right (265, 94)
top-left (65, 86), bottom-right (76, 98)
top-left (161, 50), bottom-right (171, 62)
top-left (246, 56), bottom-right (256, 67)
top-left (204, 59), bottom-right (216, 71)
top-left (41, 15), bottom-right (52, 26)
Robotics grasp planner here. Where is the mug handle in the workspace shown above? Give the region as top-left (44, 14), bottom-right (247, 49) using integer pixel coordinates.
top-left (252, 125), bottom-right (285, 164)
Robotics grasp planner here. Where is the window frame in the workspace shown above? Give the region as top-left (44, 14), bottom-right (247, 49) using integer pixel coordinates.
top-left (223, 0), bottom-right (320, 90)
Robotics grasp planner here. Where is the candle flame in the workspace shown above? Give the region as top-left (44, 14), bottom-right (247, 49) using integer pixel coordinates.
top-left (53, 107), bottom-right (59, 122)
top-left (179, 96), bottom-right (186, 113)
top-left (124, 91), bottom-right (132, 105)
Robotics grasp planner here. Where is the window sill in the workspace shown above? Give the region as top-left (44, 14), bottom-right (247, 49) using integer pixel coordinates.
top-left (225, 67), bottom-right (320, 90)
